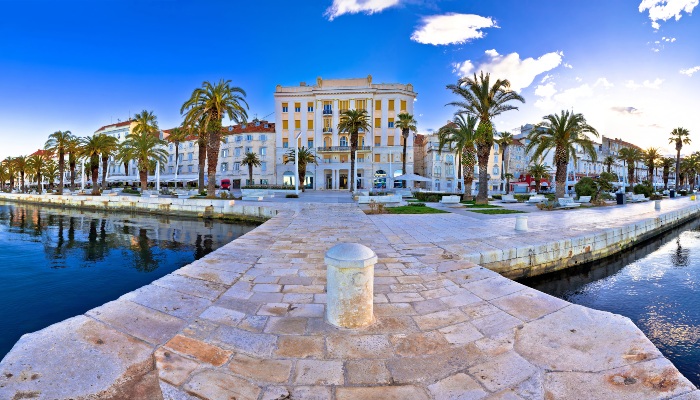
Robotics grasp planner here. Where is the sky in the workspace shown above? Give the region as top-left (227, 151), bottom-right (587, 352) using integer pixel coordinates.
top-left (1, 0), bottom-right (699, 159)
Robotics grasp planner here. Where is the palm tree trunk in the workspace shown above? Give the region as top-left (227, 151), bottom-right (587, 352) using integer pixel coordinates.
top-left (402, 130), bottom-right (408, 183)
top-left (554, 146), bottom-right (568, 198)
top-left (350, 131), bottom-right (357, 192)
top-left (139, 169), bottom-right (148, 192)
top-left (300, 166), bottom-right (307, 193)
top-left (503, 145), bottom-right (510, 195)
top-left (248, 165), bottom-right (253, 186)
top-left (676, 148), bottom-right (681, 190)
top-left (37, 172), bottom-right (42, 194)
top-left (58, 152), bottom-right (65, 195)
top-left (198, 138), bottom-right (206, 191)
top-left (475, 143), bottom-right (490, 204)
top-left (101, 156), bottom-right (109, 191)
top-left (91, 165), bottom-right (100, 195)
top-left (174, 145), bottom-right (180, 188)
top-left (206, 118), bottom-right (222, 197)
top-left (70, 161), bottom-right (76, 192)
top-left (21, 172), bottom-right (25, 193)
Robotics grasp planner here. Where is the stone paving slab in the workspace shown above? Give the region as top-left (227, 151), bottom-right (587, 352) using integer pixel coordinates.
top-left (1, 199), bottom-right (699, 399)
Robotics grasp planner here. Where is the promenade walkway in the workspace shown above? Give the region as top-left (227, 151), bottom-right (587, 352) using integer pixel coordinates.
top-left (1, 195), bottom-right (699, 399)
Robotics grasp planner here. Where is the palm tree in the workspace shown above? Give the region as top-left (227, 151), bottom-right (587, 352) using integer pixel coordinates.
top-left (27, 152), bottom-right (50, 194)
top-left (79, 135), bottom-right (103, 195)
top-left (43, 160), bottom-right (59, 191)
top-left (603, 155), bottom-right (616, 174)
top-left (447, 71), bottom-right (525, 204)
top-left (337, 109), bottom-right (371, 192)
top-left (181, 79), bottom-right (248, 196)
top-left (66, 136), bottom-right (81, 192)
top-left (528, 162), bottom-right (549, 193)
top-left (669, 127), bottom-right (691, 190)
top-left (241, 152), bottom-right (261, 187)
top-left (437, 115), bottom-right (477, 200)
top-left (661, 157), bottom-right (675, 190)
top-left (496, 131), bottom-right (514, 194)
top-left (396, 113), bottom-right (417, 180)
top-left (44, 130), bottom-right (73, 194)
top-left (3, 157), bottom-right (16, 191)
top-left (167, 126), bottom-right (189, 179)
top-left (679, 154), bottom-right (700, 191)
top-left (97, 134), bottom-right (119, 191)
top-left (618, 147), bottom-right (642, 190)
top-left (643, 147), bottom-right (661, 184)
top-left (120, 130), bottom-right (168, 192)
top-left (0, 163), bottom-right (8, 191)
top-left (525, 110), bottom-right (599, 199)
top-left (13, 156), bottom-right (28, 193)
top-left (284, 146), bottom-right (319, 192)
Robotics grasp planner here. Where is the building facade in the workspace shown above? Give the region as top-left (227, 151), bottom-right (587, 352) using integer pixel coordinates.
top-left (274, 76), bottom-right (417, 190)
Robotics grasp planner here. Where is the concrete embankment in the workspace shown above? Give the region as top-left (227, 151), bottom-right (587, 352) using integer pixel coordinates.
top-left (0, 192), bottom-right (276, 223)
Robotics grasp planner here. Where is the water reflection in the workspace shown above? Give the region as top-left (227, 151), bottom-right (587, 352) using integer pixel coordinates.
top-left (0, 202), bottom-right (258, 361)
top-left (522, 218), bottom-right (700, 386)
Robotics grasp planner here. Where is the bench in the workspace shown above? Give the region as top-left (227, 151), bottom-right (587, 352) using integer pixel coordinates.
top-left (575, 195), bottom-right (591, 204)
top-left (359, 195), bottom-right (401, 204)
top-left (439, 195), bottom-right (461, 204)
top-left (242, 195), bottom-right (264, 201)
top-left (501, 194), bottom-right (518, 203)
top-left (557, 197), bottom-right (581, 209)
top-left (632, 194), bottom-right (649, 202)
top-left (525, 195), bottom-right (546, 204)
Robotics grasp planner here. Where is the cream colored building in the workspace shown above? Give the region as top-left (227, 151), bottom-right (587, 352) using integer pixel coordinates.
top-left (94, 120), bottom-right (137, 177)
top-left (274, 76), bottom-right (417, 190)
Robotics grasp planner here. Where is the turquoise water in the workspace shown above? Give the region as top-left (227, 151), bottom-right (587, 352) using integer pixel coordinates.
top-left (522, 218), bottom-right (700, 387)
top-left (0, 202), bottom-right (257, 360)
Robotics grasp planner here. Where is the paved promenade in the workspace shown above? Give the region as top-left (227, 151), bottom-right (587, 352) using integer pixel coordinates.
top-left (1, 195), bottom-right (699, 399)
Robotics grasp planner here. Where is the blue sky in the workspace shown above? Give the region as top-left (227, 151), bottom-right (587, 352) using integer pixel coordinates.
top-left (1, 0), bottom-right (699, 159)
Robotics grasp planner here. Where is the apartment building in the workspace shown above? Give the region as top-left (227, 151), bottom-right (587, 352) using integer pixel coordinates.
top-left (273, 76), bottom-right (417, 190)
top-left (93, 119), bottom-right (138, 179)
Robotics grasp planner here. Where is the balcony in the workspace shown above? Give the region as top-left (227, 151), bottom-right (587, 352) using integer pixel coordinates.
top-left (322, 109), bottom-right (333, 115)
top-left (316, 146), bottom-right (371, 153)
top-left (323, 127), bottom-right (333, 133)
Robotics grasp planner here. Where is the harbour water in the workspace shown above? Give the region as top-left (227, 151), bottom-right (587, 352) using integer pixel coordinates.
top-left (0, 202), bottom-right (257, 359)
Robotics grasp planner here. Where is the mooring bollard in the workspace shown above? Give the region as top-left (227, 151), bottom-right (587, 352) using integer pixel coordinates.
top-left (655, 200), bottom-right (661, 210)
top-left (515, 215), bottom-right (528, 232)
top-left (325, 243), bottom-right (377, 328)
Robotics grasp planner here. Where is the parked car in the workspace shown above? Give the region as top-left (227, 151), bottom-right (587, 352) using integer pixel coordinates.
top-left (220, 179), bottom-right (231, 191)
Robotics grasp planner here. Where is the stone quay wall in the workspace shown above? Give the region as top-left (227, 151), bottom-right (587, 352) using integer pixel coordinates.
top-left (0, 193), bottom-right (277, 222)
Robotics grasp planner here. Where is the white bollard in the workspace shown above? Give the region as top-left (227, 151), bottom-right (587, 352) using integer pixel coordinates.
top-left (515, 216), bottom-right (528, 232)
top-left (325, 243), bottom-right (377, 328)
top-left (655, 200), bottom-right (661, 210)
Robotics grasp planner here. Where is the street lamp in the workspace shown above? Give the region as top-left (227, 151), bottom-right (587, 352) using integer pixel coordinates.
top-left (294, 131), bottom-right (302, 194)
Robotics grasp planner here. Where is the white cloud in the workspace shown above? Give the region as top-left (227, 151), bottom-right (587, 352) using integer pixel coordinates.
top-left (554, 84), bottom-right (594, 105)
top-left (594, 78), bottom-right (614, 88)
top-left (532, 81), bottom-right (595, 110)
top-left (325, 0), bottom-right (400, 20)
top-left (540, 74), bottom-right (553, 84)
top-left (680, 66), bottom-right (700, 76)
top-left (575, 76), bottom-right (582, 82)
top-left (411, 13), bottom-right (496, 45)
top-left (662, 36), bottom-right (677, 42)
top-left (563, 62), bottom-right (573, 69)
top-left (611, 106), bottom-right (642, 115)
top-left (453, 49), bottom-right (563, 92)
top-left (639, 0), bottom-right (699, 29)
top-left (625, 78), bottom-right (664, 89)
top-left (534, 82), bottom-right (557, 98)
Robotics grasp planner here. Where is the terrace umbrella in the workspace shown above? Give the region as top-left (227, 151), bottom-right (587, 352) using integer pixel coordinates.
top-left (392, 173), bottom-right (432, 182)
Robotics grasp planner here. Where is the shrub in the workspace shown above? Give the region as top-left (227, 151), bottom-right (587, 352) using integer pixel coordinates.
top-left (366, 201), bottom-right (387, 214)
top-left (414, 192), bottom-right (454, 202)
top-left (574, 177), bottom-right (596, 197)
top-left (514, 194), bottom-right (531, 203)
top-left (243, 184), bottom-right (295, 190)
top-left (121, 188), bottom-right (140, 195)
top-left (536, 200), bottom-right (558, 210)
top-left (650, 194), bottom-right (663, 200)
top-left (491, 194), bottom-right (502, 200)
top-left (286, 194), bottom-right (299, 198)
top-left (679, 190), bottom-right (688, 196)
top-left (633, 184), bottom-right (653, 198)
top-left (412, 202), bottom-right (426, 207)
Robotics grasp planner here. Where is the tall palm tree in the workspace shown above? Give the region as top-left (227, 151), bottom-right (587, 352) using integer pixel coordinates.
top-left (0, 163), bottom-right (8, 191)
top-left (44, 130), bottom-right (73, 194)
top-left (13, 155), bottom-right (28, 193)
top-left (96, 134), bottom-right (119, 191)
top-left (496, 131), bottom-right (514, 194)
top-left (525, 110), bottom-right (599, 199)
top-left (528, 162), bottom-right (549, 193)
top-left (438, 115), bottom-right (477, 200)
top-left (79, 135), bottom-right (103, 195)
top-left (181, 79), bottom-right (248, 196)
top-left (66, 136), bottom-right (81, 192)
top-left (27, 152), bottom-right (50, 193)
top-left (241, 152), bottom-right (261, 187)
top-left (669, 127), bottom-right (691, 189)
top-left (120, 130), bottom-right (168, 192)
top-left (337, 109), bottom-right (371, 192)
top-left (643, 147), bottom-right (661, 184)
top-left (43, 160), bottom-right (59, 191)
top-left (396, 113), bottom-right (417, 180)
top-left (167, 126), bottom-right (189, 178)
top-left (679, 154), bottom-right (700, 191)
top-left (284, 146), bottom-right (319, 192)
top-left (618, 147), bottom-right (642, 190)
top-left (661, 157), bottom-right (675, 190)
top-left (603, 155), bottom-right (616, 174)
top-left (447, 71), bottom-right (525, 204)
top-left (3, 157), bottom-right (16, 191)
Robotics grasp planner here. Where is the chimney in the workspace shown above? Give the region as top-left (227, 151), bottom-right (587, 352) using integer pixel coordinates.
top-left (300, 82), bottom-right (306, 87)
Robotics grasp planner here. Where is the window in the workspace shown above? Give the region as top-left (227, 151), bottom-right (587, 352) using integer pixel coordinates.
top-left (494, 143), bottom-right (499, 151)
top-left (282, 120), bottom-right (289, 129)
top-left (261, 162), bottom-right (267, 171)
top-left (374, 118), bottom-right (381, 128)
top-left (283, 138), bottom-right (289, 148)
top-left (233, 162), bottom-right (240, 171)
top-left (388, 118), bottom-right (394, 128)
top-left (388, 136), bottom-right (395, 146)
top-left (294, 103), bottom-right (301, 112)
top-left (494, 154), bottom-right (498, 163)
top-left (168, 166), bottom-right (173, 173)
top-left (189, 142), bottom-right (193, 148)
top-left (259, 147), bottom-right (267, 156)
top-left (178, 154), bottom-right (183, 163)
top-left (169, 155), bottom-right (173, 162)
top-left (323, 101), bottom-right (332, 114)
top-left (355, 99), bottom-right (366, 110)
top-left (388, 99), bottom-right (395, 111)
top-left (375, 100), bottom-right (381, 110)
top-left (260, 134), bottom-right (267, 141)
top-left (246, 134), bottom-right (253, 141)
top-left (282, 102), bottom-right (288, 113)
top-left (177, 165), bottom-right (182, 174)
top-left (340, 136), bottom-right (348, 147)
top-left (435, 153), bottom-right (441, 161)
top-left (374, 154), bottom-right (380, 162)
top-left (255, 120), bottom-right (260, 126)
top-left (223, 136), bottom-right (228, 144)
top-left (339, 100), bottom-right (349, 112)
top-left (188, 165), bottom-right (193, 173)
top-left (245, 146), bottom-right (253, 153)
top-left (222, 149), bottom-right (229, 158)
top-left (493, 166), bottom-right (500, 175)
top-left (235, 135), bottom-right (242, 142)
top-left (235, 148), bottom-right (241, 157)
top-left (169, 144), bottom-right (173, 151)
top-left (261, 179), bottom-right (268, 185)
top-left (374, 136), bottom-right (381, 146)
top-left (308, 139), bottom-right (314, 148)
top-left (221, 162), bottom-right (228, 172)
top-left (308, 119), bottom-right (314, 129)
top-left (400, 100), bottom-right (407, 111)
top-left (307, 102), bottom-right (314, 112)
top-left (294, 120), bottom-right (301, 129)
top-left (188, 153), bottom-right (193, 161)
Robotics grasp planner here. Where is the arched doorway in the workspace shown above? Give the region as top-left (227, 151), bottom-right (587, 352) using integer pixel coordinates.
top-left (283, 171), bottom-right (295, 186)
top-left (374, 169), bottom-right (386, 189)
top-left (304, 172), bottom-right (314, 189)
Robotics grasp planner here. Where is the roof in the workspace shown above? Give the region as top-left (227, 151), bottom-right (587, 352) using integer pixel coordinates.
top-left (95, 120), bottom-right (132, 133)
top-left (164, 120), bottom-right (275, 142)
top-left (30, 149), bottom-right (51, 157)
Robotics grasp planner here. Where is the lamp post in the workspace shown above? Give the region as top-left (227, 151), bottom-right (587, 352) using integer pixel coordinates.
top-left (156, 160), bottom-right (161, 192)
top-left (294, 131), bottom-right (302, 194)
top-left (80, 160), bottom-right (85, 192)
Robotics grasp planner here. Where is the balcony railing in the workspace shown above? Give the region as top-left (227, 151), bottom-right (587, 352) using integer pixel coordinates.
top-left (316, 146), bottom-right (371, 152)
top-left (322, 109), bottom-right (333, 115)
top-left (323, 127), bottom-right (333, 133)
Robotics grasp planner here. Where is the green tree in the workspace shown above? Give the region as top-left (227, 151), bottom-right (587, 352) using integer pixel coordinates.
top-left (337, 109), bottom-right (371, 192)
top-left (447, 71), bottom-right (525, 204)
top-left (618, 147), bottom-right (642, 190)
top-left (284, 146), bottom-right (319, 192)
top-left (167, 126), bottom-right (189, 178)
top-left (643, 147), bottom-right (661, 185)
top-left (0, 162), bottom-right (8, 191)
top-left (437, 115), bottom-right (477, 200)
top-left (120, 130), bottom-right (168, 192)
top-left (525, 110), bottom-right (599, 198)
top-left (669, 127), bottom-right (691, 189)
top-left (528, 162), bottom-right (549, 193)
top-left (396, 113), bottom-right (417, 180)
top-left (97, 134), bottom-right (119, 191)
top-left (3, 157), bottom-right (16, 191)
top-left (660, 157), bottom-right (675, 190)
top-left (27, 151), bottom-right (50, 194)
top-left (181, 80), bottom-right (248, 196)
top-left (79, 135), bottom-right (104, 195)
top-left (241, 152), bottom-right (261, 187)
top-left (496, 131), bottom-right (514, 194)
top-left (13, 155), bottom-right (28, 193)
top-left (66, 136), bottom-right (81, 192)
top-left (44, 130), bottom-right (73, 194)
top-left (43, 159), bottom-right (59, 191)
top-left (603, 155), bottom-right (616, 174)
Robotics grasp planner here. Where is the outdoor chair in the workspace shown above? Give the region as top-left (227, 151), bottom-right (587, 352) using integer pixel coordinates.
top-left (575, 196), bottom-right (591, 204)
top-left (501, 194), bottom-right (518, 203)
top-left (557, 197), bottom-right (581, 209)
